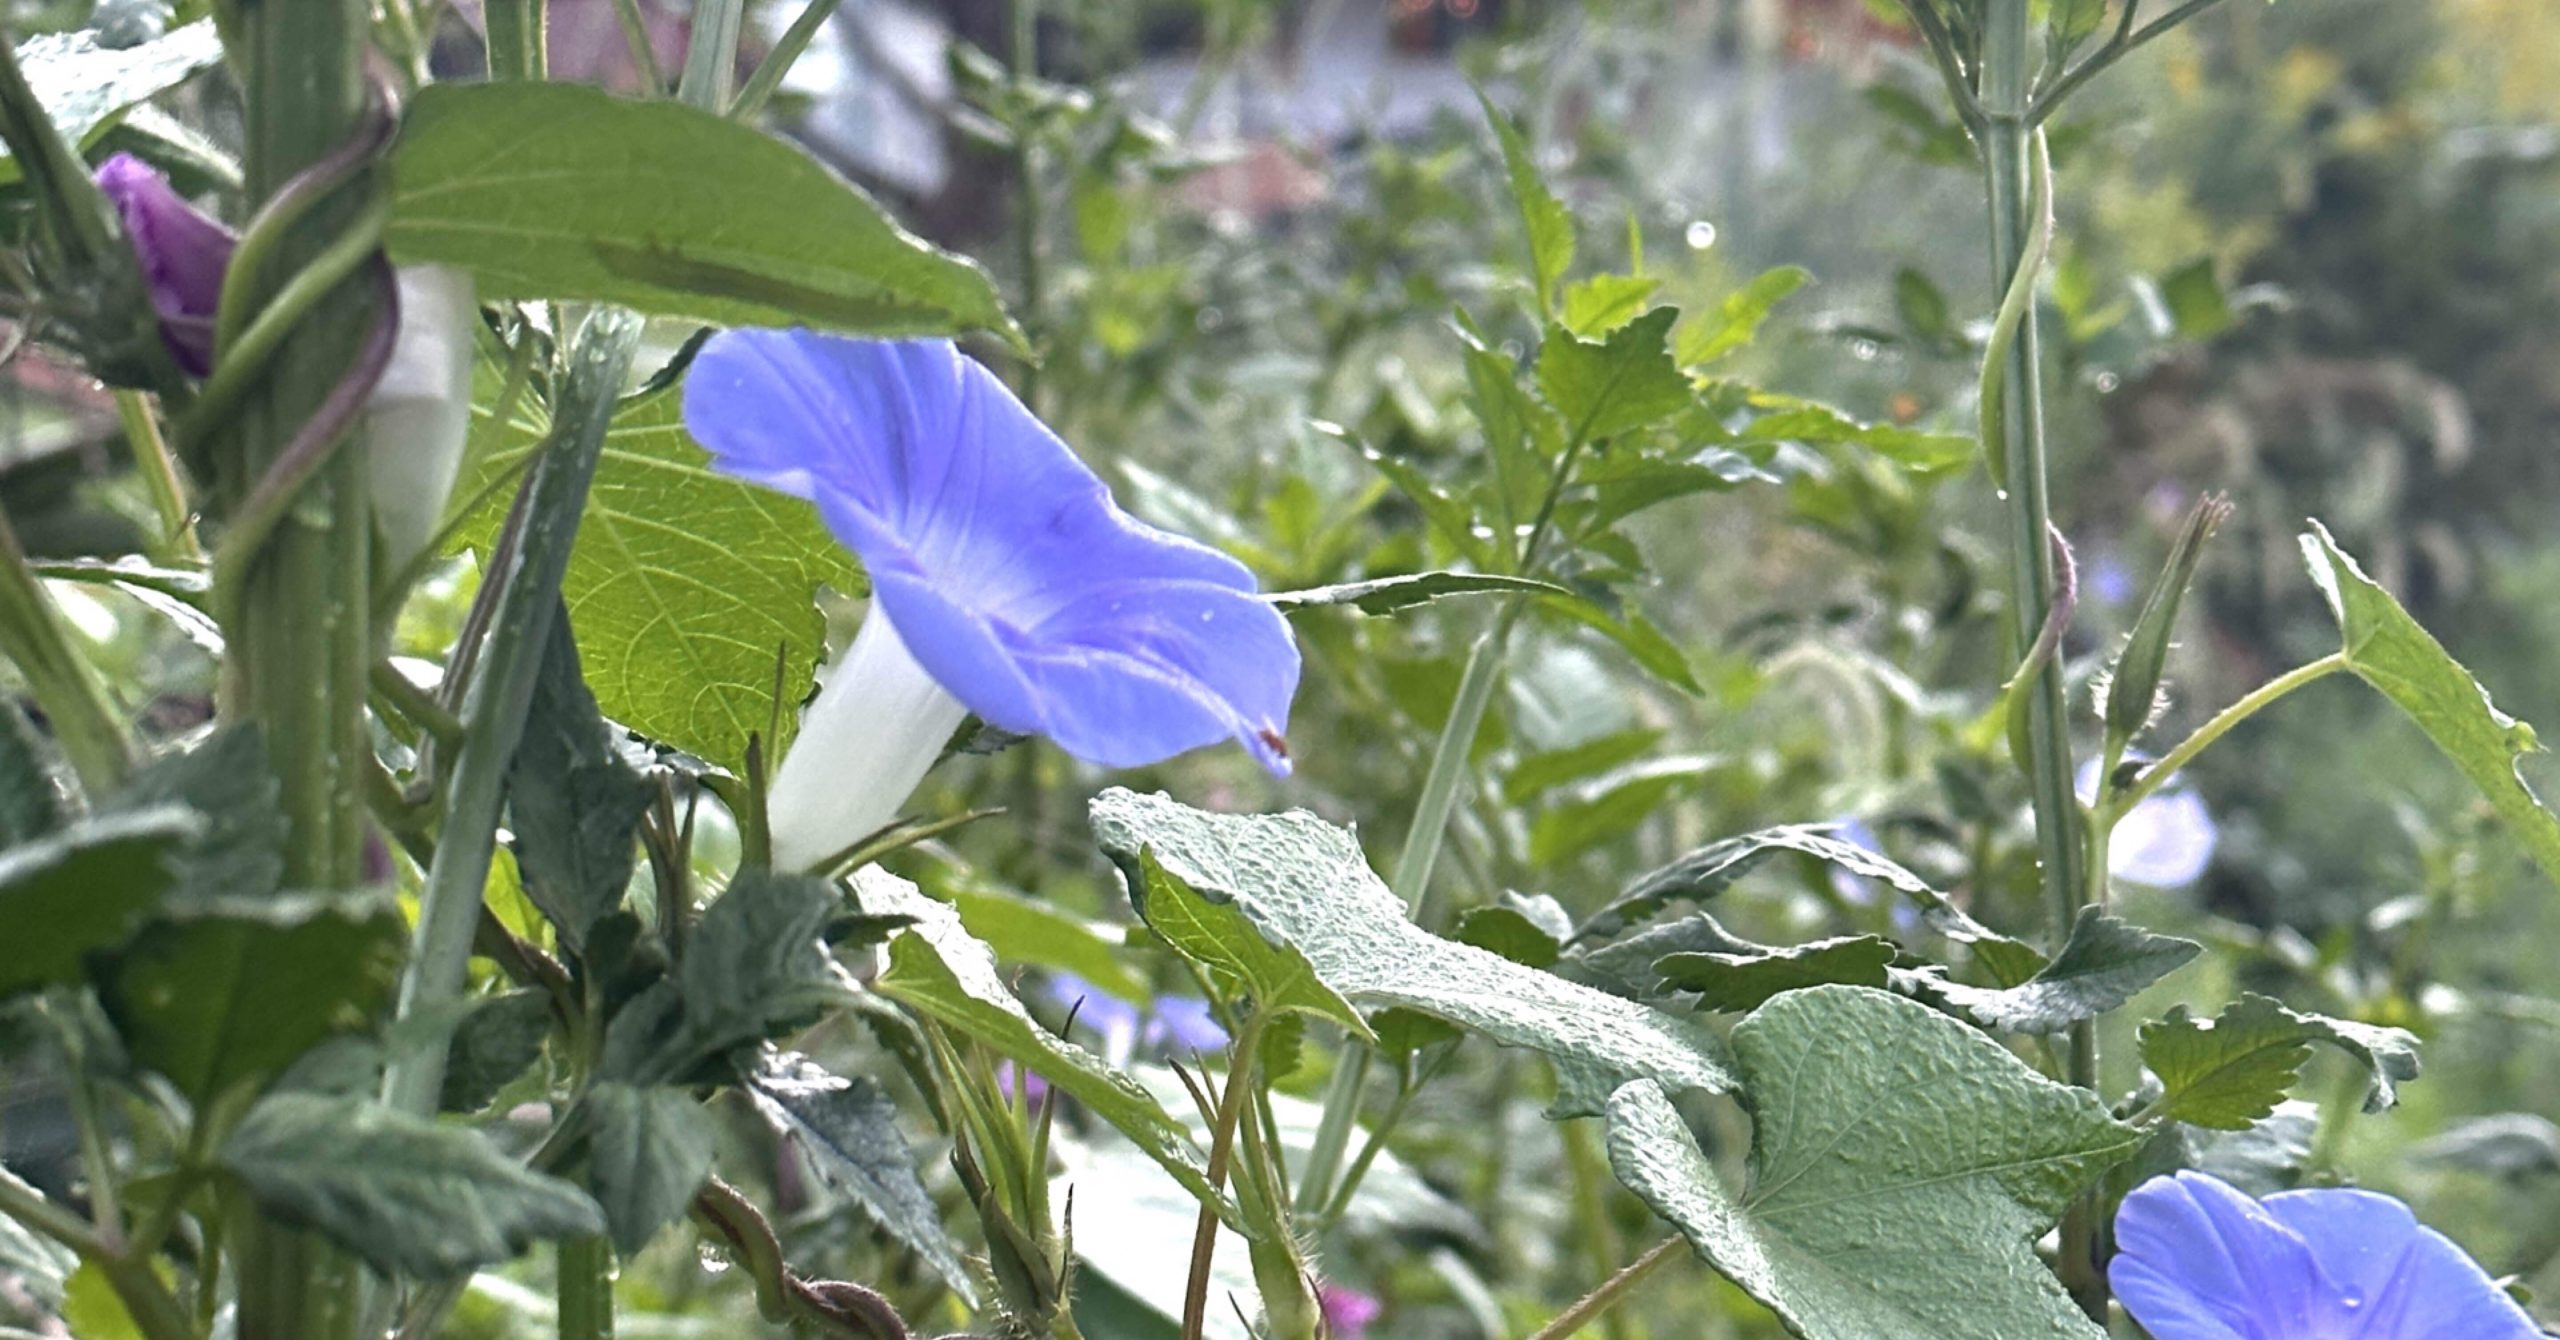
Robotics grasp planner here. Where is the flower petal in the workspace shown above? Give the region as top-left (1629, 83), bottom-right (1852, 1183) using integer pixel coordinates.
top-left (96, 153), bottom-right (236, 376)
top-left (2111, 1172), bottom-right (2326, 1340)
top-left (2261, 1188), bottom-right (2540, 1339)
top-left (684, 329), bottom-right (1299, 775)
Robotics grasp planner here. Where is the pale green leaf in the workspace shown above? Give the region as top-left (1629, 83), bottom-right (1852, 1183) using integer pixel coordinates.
top-left (1655, 935), bottom-right (1897, 1013)
top-left (857, 869), bottom-right (1231, 1222)
top-left (1089, 790), bottom-right (1737, 1113)
top-left (221, 1092), bottom-right (604, 1278)
top-left (449, 379), bottom-right (861, 769)
top-left (1677, 266), bottom-right (1811, 366)
top-left (2302, 522), bottom-right (2560, 888)
top-left (1607, 987), bottom-right (2138, 1340)
top-left (1536, 307), bottom-right (1691, 446)
top-left (1124, 848), bottom-right (1369, 1036)
top-left (2139, 993), bottom-right (2421, 1130)
top-left (388, 81), bottom-right (1016, 343)
top-left (1267, 571), bottom-right (1567, 616)
top-left (1477, 91), bottom-right (1575, 306)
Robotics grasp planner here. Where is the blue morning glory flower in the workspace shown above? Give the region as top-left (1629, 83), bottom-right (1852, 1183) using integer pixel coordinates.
top-left (682, 331), bottom-right (1300, 870)
top-left (2111, 1171), bottom-right (2540, 1339)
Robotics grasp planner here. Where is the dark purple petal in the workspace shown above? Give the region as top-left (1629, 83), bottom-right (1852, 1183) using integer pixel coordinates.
top-left (95, 153), bottom-right (235, 376)
top-left (2261, 1188), bottom-right (2540, 1338)
top-left (683, 330), bottom-right (1299, 774)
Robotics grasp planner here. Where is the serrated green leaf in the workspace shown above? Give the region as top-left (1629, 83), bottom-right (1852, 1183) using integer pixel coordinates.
top-left (1457, 315), bottom-right (1565, 543)
top-left (1089, 790), bottom-right (1736, 1114)
top-left (388, 82), bottom-right (1016, 343)
top-left (599, 868), bottom-right (848, 1085)
top-left (748, 1052), bottom-right (975, 1301)
top-left (441, 989), bottom-right (554, 1113)
top-left (0, 806), bottom-right (193, 1000)
top-left (1267, 571), bottom-right (1567, 616)
top-left (0, 22), bottom-right (220, 184)
top-left (1656, 936), bottom-right (1897, 1013)
top-left (1334, 430), bottom-right (1495, 569)
top-left (508, 619), bottom-right (652, 950)
top-left (858, 869), bottom-right (1231, 1223)
top-left (585, 1082), bottom-right (715, 1256)
top-left (1607, 987), bottom-right (2138, 1340)
top-left (100, 889), bottom-right (404, 1105)
top-left (1124, 848), bottom-right (1369, 1036)
top-left (450, 379), bottom-right (862, 769)
top-left (1562, 273), bottom-right (1665, 337)
top-left (105, 726), bottom-right (284, 910)
top-left (1576, 826), bottom-right (2036, 982)
top-left (2302, 522), bottom-right (2560, 888)
top-left (1477, 91), bottom-right (1575, 307)
top-left (222, 1092), bottom-right (603, 1278)
top-left (1677, 266), bottom-right (1811, 366)
top-left (1537, 308), bottom-right (1691, 446)
top-left (1740, 398), bottom-right (1974, 470)
top-left (1915, 908), bottom-right (2200, 1035)
top-left (2139, 993), bottom-right (2422, 1130)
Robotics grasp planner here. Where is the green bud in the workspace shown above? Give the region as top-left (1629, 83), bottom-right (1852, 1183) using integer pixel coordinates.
top-left (2103, 494), bottom-right (2233, 750)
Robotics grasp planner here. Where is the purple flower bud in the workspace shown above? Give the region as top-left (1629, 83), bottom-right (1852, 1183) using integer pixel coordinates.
top-left (2112, 1170), bottom-right (2539, 1338)
top-left (1317, 1283), bottom-right (1381, 1338)
top-left (95, 153), bottom-right (235, 376)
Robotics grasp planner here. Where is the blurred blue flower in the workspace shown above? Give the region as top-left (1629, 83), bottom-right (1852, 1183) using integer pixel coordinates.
top-left (1146, 995), bottom-right (1229, 1054)
top-left (1040, 971), bottom-right (1143, 1066)
top-left (1827, 818), bottom-right (1918, 930)
top-left (2112, 1171), bottom-right (2538, 1339)
top-left (683, 331), bottom-right (1301, 869)
top-left (2078, 760), bottom-right (2220, 888)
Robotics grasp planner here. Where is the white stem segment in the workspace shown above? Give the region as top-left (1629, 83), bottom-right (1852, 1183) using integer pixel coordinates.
top-left (768, 605), bottom-right (972, 872)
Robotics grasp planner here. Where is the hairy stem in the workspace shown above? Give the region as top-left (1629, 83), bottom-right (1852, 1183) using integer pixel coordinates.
top-left (2106, 653), bottom-right (2350, 820)
top-left (116, 391), bottom-right (201, 562)
top-left (1181, 1010), bottom-right (1270, 1340)
top-left (1525, 1235), bottom-right (1684, 1340)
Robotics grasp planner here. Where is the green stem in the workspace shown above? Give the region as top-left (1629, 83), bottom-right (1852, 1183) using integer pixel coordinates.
top-left (381, 311), bottom-right (643, 1119)
top-left (2106, 653), bottom-right (2349, 821)
top-left (0, 1167), bottom-right (191, 1340)
top-left (2029, 0), bottom-right (2231, 123)
top-left (732, 0), bottom-right (844, 119)
top-left (676, 0), bottom-right (744, 110)
top-left (606, 0), bottom-right (667, 94)
top-left (0, 506), bottom-right (129, 794)
top-left (1978, 0), bottom-right (2100, 1316)
top-left (1525, 1235), bottom-right (1684, 1340)
top-left (557, 1235), bottom-right (616, 1340)
top-left (1181, 1010), bottom-right (1269, 1340)
top-left (116, 391), bottom-right (201, 562)
top-left (1295, 616), bottom-right (1514, 1216)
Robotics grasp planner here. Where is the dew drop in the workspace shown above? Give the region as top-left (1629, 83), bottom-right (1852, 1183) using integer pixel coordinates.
top-left (2093, 371), bottom-right (2121, 393)
top-left (1849, 339), bottom-right (1880, 361)
top-left (698, 1245), bottom-right (731, 1275)
top-left (1684, 220), bottom-right (1718, 250)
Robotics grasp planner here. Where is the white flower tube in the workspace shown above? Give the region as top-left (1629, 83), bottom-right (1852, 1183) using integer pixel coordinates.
top-left (767, 605), bottom-right (971, 872)
top-left (366, 264), bottom-right (477, 571)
